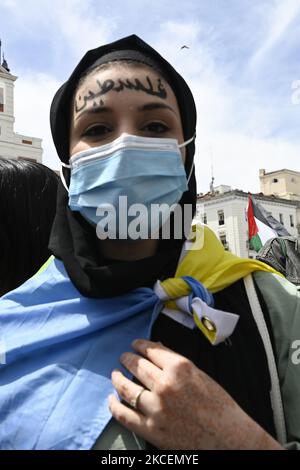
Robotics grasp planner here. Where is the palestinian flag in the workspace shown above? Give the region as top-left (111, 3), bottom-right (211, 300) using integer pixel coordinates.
top-left (247, 194), bottom-right (290, 252)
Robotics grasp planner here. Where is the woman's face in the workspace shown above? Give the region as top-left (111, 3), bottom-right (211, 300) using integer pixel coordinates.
top-left (69, 63), bottom-right (185, 162)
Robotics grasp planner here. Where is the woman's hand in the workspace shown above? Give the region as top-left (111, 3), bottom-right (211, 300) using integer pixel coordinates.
top-left (109, 339), bottom-right (283, 450)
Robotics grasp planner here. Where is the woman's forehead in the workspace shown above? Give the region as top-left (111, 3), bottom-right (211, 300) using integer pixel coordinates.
top-left (73, 64), bottom-right (178, 110)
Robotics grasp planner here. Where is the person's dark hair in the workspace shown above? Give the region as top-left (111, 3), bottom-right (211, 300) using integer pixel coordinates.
top-left (0, 158), bottom-right (58, 296)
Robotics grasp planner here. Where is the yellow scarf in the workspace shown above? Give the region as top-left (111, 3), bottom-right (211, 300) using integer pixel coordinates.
top-left (37, 225), bottom-right (281, 344)
top-left (160, 225), bottom-right (282, 343)
top-left (161, 224), bottom-right (281, 296)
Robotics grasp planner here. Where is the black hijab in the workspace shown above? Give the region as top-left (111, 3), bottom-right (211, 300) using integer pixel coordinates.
top-left (49, 34), bottom-right (197, 297)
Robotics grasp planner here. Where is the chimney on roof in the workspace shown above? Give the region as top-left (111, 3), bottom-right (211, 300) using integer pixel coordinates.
top-left (259, 169), bottom-right (265, 177)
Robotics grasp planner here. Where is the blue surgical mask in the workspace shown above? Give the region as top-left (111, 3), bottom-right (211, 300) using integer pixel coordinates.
top-left (60, 133), bottom-right (195, 239)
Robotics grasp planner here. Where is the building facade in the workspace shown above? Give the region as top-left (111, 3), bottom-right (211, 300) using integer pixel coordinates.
top-left (259, 168), bottom-right (300, 201)
top-left (196, 188), bottom-right (299, 258)
top-left (259, 168), bottom-right (300, 234)
top-left (0, 60), bottom-right (42, 163)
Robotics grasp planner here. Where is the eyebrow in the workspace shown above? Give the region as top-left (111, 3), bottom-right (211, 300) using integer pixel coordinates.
top-left (137, 102), bottom-right (178, 116)
top-left (75, 106), bottom-right (113, 121)
top-left (75, 101), bottom-right (178, 122)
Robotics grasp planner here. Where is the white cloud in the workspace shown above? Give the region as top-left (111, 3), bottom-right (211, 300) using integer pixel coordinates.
top-left (150, 20), bottom-right (300, 193)
top-left (151, 20), bottom-right (215, 80)
top-left (1, 0), bottom-right (115, 62)
top-left (249, 0), bottom-right (300, 68)
top-left (7, 0), bottom-right (117, 170)
top-left (52, 0), bottom-right (115, 59)
top-left (1, 0), bottom-right (17, 6)
top-left (195, 131), bottom-right (300, 194)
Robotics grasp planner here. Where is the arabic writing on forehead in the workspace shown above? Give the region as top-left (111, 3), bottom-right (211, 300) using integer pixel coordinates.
top-left (75, 76), bottom-right (167, 114)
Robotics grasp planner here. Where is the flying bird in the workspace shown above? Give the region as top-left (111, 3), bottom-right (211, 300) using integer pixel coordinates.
top-left (180, 45), bottom-right (190, 49)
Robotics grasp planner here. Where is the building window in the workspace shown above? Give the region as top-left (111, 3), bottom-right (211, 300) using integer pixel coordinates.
top-left (201, 213), bottom-right (207, 224)
top-left (218, 210), bottom-right (225, 226)
top-left (279, 213), bottom-right (284, 225)
top-left (22, 139), bottom-right (33, 145)
top-left (290, 215), bottom-right (294, 227)
top-left (219, 234), bottom-right (229, 251)
top-left (273, 178), bottom-right (278, 183)
top-left (0, 87), bottom-right (4, 112)
top-left (291, 178), bottom-right (296, 183)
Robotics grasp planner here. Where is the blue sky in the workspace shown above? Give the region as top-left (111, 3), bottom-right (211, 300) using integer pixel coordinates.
top-left (1, 0), bottom-right (300, 192)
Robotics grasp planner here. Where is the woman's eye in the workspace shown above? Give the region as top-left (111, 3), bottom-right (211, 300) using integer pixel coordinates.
top-left (82, 125), bottom-right (111, 138)
top-left (142, 122), bottom-right (170, 134)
